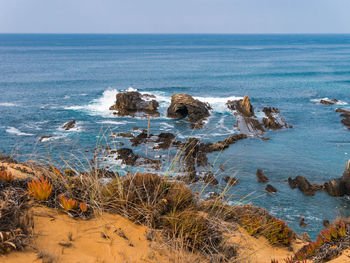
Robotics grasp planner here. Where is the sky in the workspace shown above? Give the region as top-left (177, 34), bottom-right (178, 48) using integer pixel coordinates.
top-left (0, 0), bottom-right (349, 34)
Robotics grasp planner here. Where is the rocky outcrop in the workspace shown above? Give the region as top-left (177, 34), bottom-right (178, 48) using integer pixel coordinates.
top-left (336, 108), bottom-right (350, 130)
top-left (61, 120), bottom-right (76, 130)
top-left (116, 148), bottom-right (160, 169)
top-left (167, 94), bottom-right (211, 128)
top-left (203, 172), bottom-right (218, 186)
top-left (223, 176), bottom-right (238, 186)
top-left (320, 99), bottom-right (338, 105)
top-left (262, 107), bottom-right (290, 130)
top-left (227, 95), bottom-right (265, 137)
top-left (288, 176), bottom-right (319, 196)
top-left (130, 131), bottom-right (178, 150)
top-left (109, 91), bottom-right (159, 117)
top-left (256, 169), bottom-right (269, 183)
top-left (324, 160), bottom-right (350, 196)
top-left (199, 134), bottom-right (248, 153)
top-left (265, 184), bottom-right (277, 193)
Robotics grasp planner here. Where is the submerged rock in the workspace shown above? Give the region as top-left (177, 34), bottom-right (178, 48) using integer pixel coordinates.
top-left (262, 107), bottom-right (289, 130)
top-left (61, 120), bottom-right (76, 130)
top-left (167, 93), bottom-right (211, 128)
top-left (200, 134), bottom-right (248, 153)
top-left (109, 91), bottom-right (159, 117)
top-left (256, 169), bottom-right (269, 183)
top-left (38, 135), bottom-right (54, 142)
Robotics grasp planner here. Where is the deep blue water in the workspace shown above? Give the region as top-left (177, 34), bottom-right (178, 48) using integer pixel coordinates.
top-left (1, 34), bottom-right (350, 238)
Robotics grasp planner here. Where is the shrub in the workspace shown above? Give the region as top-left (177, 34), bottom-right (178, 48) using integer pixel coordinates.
top-left (59, 194), bottom-right (78, 211)
top-left (0, 170), bottom-right (14, 183)
top-left (27, 176), bottom-right (53, 201)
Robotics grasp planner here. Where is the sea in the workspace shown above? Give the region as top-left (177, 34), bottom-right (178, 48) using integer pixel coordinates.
top-left (1, 34), bottom-right (350, 239)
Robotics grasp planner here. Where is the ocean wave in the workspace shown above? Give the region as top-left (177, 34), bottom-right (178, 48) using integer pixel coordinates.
top-left (194, 95), bottom-right (243, 113)
top-left (0, 102), bottom-right (18, 107)
top-left (98, 120), bottom-right (128, 125)
top-left (6, 127), bottom-right (34, 136)
top-left (311, 97), bottom-right (348, 105)
top-left (65, 89), bottom-right (118, 117)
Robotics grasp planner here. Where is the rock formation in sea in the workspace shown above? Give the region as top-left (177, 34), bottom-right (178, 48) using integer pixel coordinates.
top-left (109, 91), bottom-right (159, 117)
top-left (226, 95), bottom-right (265, 136)
top-left (61, 120), bottom-right (77, 130)
top-left (262, 107), bottom-right (290, 130)
top-left (256, 169), bottom-right (269, 183)
top-left (336, 108), bottom-right (350, 130)
top-left (167, 93), bottom-right (211, 128)
top-left (288, 176), bottom-right (318, 196)
top-left (324, 160), bottom-right (350, 196)
top-left (320, 98), bottom-right (338, 105)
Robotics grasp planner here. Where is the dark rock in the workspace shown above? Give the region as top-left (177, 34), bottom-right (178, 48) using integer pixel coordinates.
top-left (167, 93), bottom-right (211, 128)
top-left (256, 169), bottom-right (269, 183)
top-left (320, 99), bottom-right (336, 105)
top-left (227, 95), bottom-right (255, 117)
top-left (117, 148), bottom-right (139, 166)
top-left (154, 133), bottom-right (176, 150)
top-left (324, 160), bottom-right (350, 196)
top-left (299, 217), bottom-right (308, 227)
top-left (109, 91), bottom-right (159, 117)
top-left (223, 176), bottom-right (238, 186)
top-left (288, 176), bottom-right (315, 196)
top-left (130, 131), bottom-right (149, 146)
top-left (38, 135), bottom-right (54, 142)
top-left (200, 134), bottom-right (248, 153)
top-left (132, 126), bottom-right (139, 131)
top-left (323, 220), bottom-right (330, 227)
top-left (227, 96), bottom-right (265, 137)
top-left (265, 184), bottom-right (277, 193)
top-left (262, 107), bottom-right (289, 130)
top-left (61, 120), bottom-right (76, 130)
top-left (203, 172), bottom-right (219, 186)
top-left (115, 132), bottom-right (134, 138)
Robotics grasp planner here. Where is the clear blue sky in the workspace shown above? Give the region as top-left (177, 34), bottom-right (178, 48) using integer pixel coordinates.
top-left (1, 0), bottom-right (349, 33)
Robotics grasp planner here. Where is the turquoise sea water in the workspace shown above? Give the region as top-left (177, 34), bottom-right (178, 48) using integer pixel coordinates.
top-left (1, 34), bottom-right (350, 238)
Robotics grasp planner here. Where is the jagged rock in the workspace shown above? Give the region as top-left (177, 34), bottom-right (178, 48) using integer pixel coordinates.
top-left (323, 220), bottom-right (330, 227)
top-left (200, 134), bottom-right (248, 153)
top-left (335, 108), bottom-right (350, 130)
top-left (324, 160), bottom-right (350, 196)
top-left (167, 94), bottom-right (211, 128)
top-left (262, 107), bottom-right (289, 130)
top-left (227, 96), bottom-right (265, 136)
top-left (265, 184), bottom-right (277, 193)
top-left (115, 132), bottom-right (134, 138)
top-left (109, 91), bottom-right (159, 116)
top-left (130, 131), bottom-right (177, 150)
top-left (288, 176), bottom-right (315, 196)
top-left (299, 217), bottom-right (308, 227)
top-left (320, 99), bottom-right (338, 105)
top-left (117, 148), bottom-right (139, 166)
top-left (153, 133), bottom-right (176, 150)
top-left (38, 135), bottom-right (54, 142)
top-left (116, 148), bottom-right (160, 169)
top-left (61, 120), bottom-right (76, 130)
top-left (223, 176), bottom-right (238, 186)
top-left (256, 169), bottom-right (269, 183)
top-left (203, 172), bottom-right (218, 186)
top-left (228, 95), bottom-right (255, 117)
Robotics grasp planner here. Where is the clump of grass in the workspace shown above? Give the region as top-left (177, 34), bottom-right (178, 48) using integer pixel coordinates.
top-left (0, 187), bottom-right (33, 254)
top-left (27, 176), bottom-right (53, 201)
top-left (0, 170), bottom-right (14, 183)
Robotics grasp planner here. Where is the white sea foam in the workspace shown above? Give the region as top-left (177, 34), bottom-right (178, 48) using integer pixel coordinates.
top-left (6, 127), bottom-right (34, 136)
top-left (195, 95), bottom-right (243, 113)
top-left (58, 121), bottom-right (83, 132)
top-left (65, 89), bottom-right (118, 117)
top-left (98, 120), bottom-right (128, 125)
top-left (311, 97), bottom-right (348, 105)
top-left (0, 103), bottom-right (18, 107)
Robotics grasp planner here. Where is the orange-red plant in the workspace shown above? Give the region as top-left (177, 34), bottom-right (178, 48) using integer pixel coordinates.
top-left (59, 194), bottom-right (78, 211)
top-left (79, 202), bottom-right (88, 212)
top-left (0, 170), bottom-right (14, 182)
top-left (27, 176), bottom-right (53, 201)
